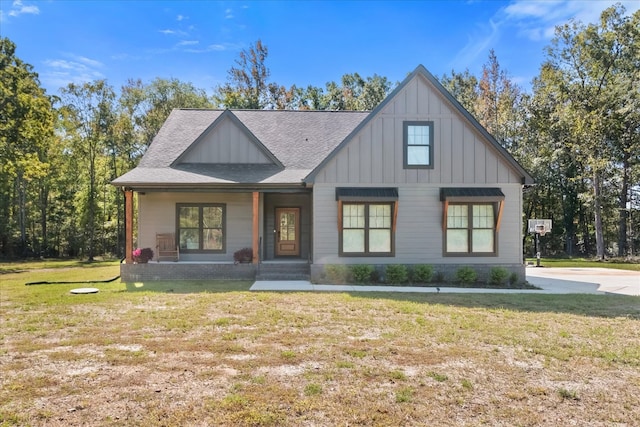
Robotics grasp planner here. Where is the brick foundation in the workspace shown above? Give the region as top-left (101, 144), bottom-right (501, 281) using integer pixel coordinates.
top-left (120, 262), bottom-right (256, 282)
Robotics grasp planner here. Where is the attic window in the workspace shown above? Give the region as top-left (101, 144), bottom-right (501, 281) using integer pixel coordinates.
top-left (404, 121), bottom-right (434, 169)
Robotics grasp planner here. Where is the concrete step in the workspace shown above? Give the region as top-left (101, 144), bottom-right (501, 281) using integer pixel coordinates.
top-left (256, 263), bottom-right (310, 281)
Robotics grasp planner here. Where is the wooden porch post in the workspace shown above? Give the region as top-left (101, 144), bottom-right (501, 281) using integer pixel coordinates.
top-left (252, 191), bottom-right (259, 264)
top-left (124, 189), bottom-right (133, 264)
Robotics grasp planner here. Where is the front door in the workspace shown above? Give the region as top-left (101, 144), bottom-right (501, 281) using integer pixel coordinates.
top-left (275, 208), bottom-right (300, 257)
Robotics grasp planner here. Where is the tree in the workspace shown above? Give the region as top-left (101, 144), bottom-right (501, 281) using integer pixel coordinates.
top-left (439, 68), bottom-right (479, 117)
top-left (121, 77), bottom-right (212, 148)
top-left (214, 40), bottom-right (270, 109)
top-left (477, 50), bottom-right (524, 150)
top-left (59, 80), bottom-right (116, 261)
top-left (0, 37), bottom-right (55, 256)
top-left (541, 5), bottom-right (640, 258)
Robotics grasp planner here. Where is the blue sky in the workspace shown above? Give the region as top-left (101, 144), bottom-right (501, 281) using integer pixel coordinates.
top-left (1, 0), bottom-right (638, 97)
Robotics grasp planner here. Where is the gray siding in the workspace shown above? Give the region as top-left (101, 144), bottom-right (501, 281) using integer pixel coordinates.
top-left (312, 183), bottom-right (523, 266)
top-left (180, 116), bottom-right (273, 164)
top-left (313, 74), bottom-right (522, 185)
top-left (138, 191), bottom-right (255, 262)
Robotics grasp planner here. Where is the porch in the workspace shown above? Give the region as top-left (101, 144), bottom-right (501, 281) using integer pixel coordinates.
top-left (122, 188), bottom-right (312, 276)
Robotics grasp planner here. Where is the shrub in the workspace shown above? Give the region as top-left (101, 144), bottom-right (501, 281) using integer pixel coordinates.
top-left (433, 271), bottom-right (445, 283)
top-left (509, 272), bottom-right (519, 286)
top-left (385, 265), bottom-right (408, 284)
top-left (489, 267), bottom-right (509, 286)
top-left (350, 265), bottom-right (374, 284)
top-left (324, 265), bottom-right (350, 284)
top-left (233, 247), bottom-right (253, 263)
top-left (412, 264), bottom-right (434, 283)
top-left (132, 247), bottom-right (154, 263)
top-left (455, 266), bottom-right (477, 284)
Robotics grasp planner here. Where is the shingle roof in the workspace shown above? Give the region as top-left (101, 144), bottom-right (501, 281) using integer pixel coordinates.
top-left (113, 109), bottom-right (368, 187)
top-left (113, 64), bottom-right (533, 188)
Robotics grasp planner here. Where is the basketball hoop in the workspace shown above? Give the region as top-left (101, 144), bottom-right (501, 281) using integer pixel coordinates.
top-left (528, 219), bottom-right (552, 267)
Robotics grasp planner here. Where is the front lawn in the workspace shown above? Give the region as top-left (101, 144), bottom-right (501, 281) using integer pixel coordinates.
top-left (1, 261), bottom-right (639, 426)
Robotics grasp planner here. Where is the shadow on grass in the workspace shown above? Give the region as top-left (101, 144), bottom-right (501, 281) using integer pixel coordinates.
top-left (124, 280), bottom-right (253, 293)
top-left (348, 291), bottom-right (640, 319)
top-left (122, 280), bottom-right (639, 318)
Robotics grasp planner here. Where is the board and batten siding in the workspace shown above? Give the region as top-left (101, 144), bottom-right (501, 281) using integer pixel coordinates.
top-left (180, 116), bottom-right (273, 164)
top-left (312, 75), bottom-right (523, 185)
top-left (312, 184), bottom-right (523, 266)
top-left (138, 191), bottom-right (260, 262)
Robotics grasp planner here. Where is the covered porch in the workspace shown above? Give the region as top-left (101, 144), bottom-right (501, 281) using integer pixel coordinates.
top-left (121, 188), bottom-right (312, 281)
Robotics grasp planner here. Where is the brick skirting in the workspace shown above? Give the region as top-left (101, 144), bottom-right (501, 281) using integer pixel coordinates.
top-left (121, 262), bottom-right (256, 281)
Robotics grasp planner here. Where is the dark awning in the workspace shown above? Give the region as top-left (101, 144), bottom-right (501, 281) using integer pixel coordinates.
top-left (336, 187), bottom-right (399, 201)
top-left (440, 187), bottom-right (505, 202)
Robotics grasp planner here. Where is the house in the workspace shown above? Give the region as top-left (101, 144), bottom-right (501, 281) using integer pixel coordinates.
top-left (112, 65), bottom-right (534, 283)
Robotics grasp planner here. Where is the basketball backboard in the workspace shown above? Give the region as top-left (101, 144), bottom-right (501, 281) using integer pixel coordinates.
top-left (528, 219), bottom-right (552, 235)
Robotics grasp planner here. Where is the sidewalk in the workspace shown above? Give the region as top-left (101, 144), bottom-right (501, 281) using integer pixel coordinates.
top-left (250, 267), bottom-right (639, 296)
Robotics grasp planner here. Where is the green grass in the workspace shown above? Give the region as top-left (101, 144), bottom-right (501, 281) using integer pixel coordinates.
top-left (1, 260), bottom-right (639, 426)
top-left (526, 257), bottom-right (640, 271)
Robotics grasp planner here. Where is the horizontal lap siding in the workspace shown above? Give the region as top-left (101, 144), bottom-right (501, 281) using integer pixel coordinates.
top-left (138, 192), bottom-right (253, 262)
top-left (312, 184), bottom-right (523, 265)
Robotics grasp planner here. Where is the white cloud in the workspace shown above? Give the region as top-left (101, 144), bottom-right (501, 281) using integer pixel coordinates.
top-left (183, 42), bottom-right (242, 54)
top-left (451, 18), bottom-right (502, 69)
top-left (2, 0), bottom-right (39, 20)
top-left (159, 28), bottom-right (188, 36)
top-left (41, 54), bottom-right (105, 90)
top-left (176, 14), bottom-right (186, 21)
top-left (177, 40), bottom-right (199, 46)
top-left (451, 0), bottom-right (640, 76)
top-left (503, 0), bottom-right (640, 42)
top-left (225, 8), bottom-right (233, 19)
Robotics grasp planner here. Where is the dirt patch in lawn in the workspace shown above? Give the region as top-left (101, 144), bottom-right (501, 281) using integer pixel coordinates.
top-left (1, 282), bottom-right (639, 426)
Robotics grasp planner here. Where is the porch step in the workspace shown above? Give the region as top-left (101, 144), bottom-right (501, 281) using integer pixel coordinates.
top-left (256, 263), bottom-right (310, 281)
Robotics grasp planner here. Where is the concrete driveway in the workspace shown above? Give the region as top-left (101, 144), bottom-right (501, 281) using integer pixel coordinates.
top-left (526, 267), bottom-right (640, 296)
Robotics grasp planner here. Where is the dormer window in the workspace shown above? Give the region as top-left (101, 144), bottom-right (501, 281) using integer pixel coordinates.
top-left (403, 121), bottom-right (434, 168)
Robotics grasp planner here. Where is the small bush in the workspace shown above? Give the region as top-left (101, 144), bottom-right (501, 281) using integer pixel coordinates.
top-left (433, 271), bottom-right (445, 283)
top-left (233, 247), bottom-right (253, 263)
top-left (132, 247), bottom-right (154, 263)
top-left (412, 264), bottom-right (433, 283)
top-left (489, 267), bottom-right (509, 286)
top-left (385, 265), bottom-right (408, 284)
top-left (509, 272), bottom-right (519, 286)
top-left (350, 264), bottom-right (374, 283)
top-left (324, 265), bottom-right (350, 284)
top-left (455, 266), bottom-right (477, 284)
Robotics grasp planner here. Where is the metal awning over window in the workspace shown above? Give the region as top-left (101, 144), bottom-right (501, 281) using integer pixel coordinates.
top-left (336, 187), bottom-right (399, 201)
top-left (440, 187), bottom-right (505, 201)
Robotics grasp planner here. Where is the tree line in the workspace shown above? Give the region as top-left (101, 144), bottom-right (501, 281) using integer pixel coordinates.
top-left (1, 4), bottom-right (638, 260)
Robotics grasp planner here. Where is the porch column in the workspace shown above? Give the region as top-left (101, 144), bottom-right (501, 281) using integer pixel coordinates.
top-left (124, 189), bottom-right (133, 264)
top-left (252, 191), bottom-right (259, 264)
